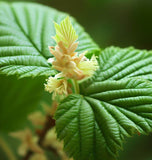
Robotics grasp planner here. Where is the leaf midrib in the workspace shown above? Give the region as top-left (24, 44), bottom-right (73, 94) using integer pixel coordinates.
top-left (10, 4), bottom-right (47, 60)
top-left (84, 96), bottom-right (119, 157)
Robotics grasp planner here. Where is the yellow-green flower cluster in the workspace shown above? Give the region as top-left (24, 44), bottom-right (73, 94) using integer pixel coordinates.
top-left (45, 16), bottom-right (98, 99)
top-left (10, 103), bottom-right (72, 160)
top-left (10, 129), bottom-right (43, 156)
top-left (45, 74), bottom-right (68, 100)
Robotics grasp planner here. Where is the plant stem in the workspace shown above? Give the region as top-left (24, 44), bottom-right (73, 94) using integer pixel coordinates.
top-left (22, 115), bottom-right (57, 160)
top-left (38, 115), bottom-right (55, 146)
top-left (0, 136), bottom-right (16, 160)
top-left (73, 79), bottom-right (80, 94)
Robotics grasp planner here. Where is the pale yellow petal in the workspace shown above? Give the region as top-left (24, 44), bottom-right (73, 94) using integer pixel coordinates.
top-left (78, 55), bottom-right (99, 77)
top-left (28, 111), bottom-right (46, 126)
top-left (30, 153), bottom-right (47, 160)
top-left (28, 137), bottom-right (43, 154)
top-left (10, 128), bottom-right (31, 141)
top-left (18, 143), bottom-right (28, 156)
top-left (45, 75), bottom-right (68, 100)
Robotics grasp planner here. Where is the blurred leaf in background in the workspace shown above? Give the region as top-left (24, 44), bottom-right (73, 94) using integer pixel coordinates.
top-left (120, 134), bottom-right (152, 160)
top-left (0, 132), bottom-right (19, 160)
top-left (42, 0), bottom-right (152, 50)
top-left (0, 75), bottom-right (45, 131)
top-left (3, 0), bottom-right (152, 50)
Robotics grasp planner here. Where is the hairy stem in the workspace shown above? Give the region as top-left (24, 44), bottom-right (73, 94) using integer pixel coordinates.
top-left (0, 137), bottom-right (16, 160)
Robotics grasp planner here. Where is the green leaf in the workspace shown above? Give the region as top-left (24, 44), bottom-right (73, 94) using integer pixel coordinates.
top-left (96, 46), bottom-right (152, 81)
top-left (0, 2), bottom-right (100, 78)
top-left (0, 2), bottom-right (100, 132)
top-left (0, 75), bottom-right (45, 131)
top-left (54, 16), bottom-right (78, 47)
top-left (56, 79), bottom-right (152, 160)
top-left (0, 132), bottom-right (19, 160)
top-left (55, 47), bottom-right (152, 160)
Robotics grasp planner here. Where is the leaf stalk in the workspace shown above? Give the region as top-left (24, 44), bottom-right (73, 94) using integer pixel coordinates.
top-left (73, 79), bottom-right (80, 94)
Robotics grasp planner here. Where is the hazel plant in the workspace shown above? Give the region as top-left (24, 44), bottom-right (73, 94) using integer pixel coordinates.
top-left (10, 17), bottom-right (99, 159)
top-left (1, 2), bottom-right (152, 160)
top-left (45, 17), bottom-right (98, 100)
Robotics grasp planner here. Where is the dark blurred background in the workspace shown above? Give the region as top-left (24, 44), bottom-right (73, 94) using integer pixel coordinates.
top-left (2, 0), bottom-right (152, 159)
top-left (4, 0), bottom-right (152, 50)
top-left (48, 0), bottom-right (152, 50)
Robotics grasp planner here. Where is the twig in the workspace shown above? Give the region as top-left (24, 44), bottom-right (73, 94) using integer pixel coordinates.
top-left (22, 150), bottom-right (33, 160)
top-left (38, 115), bottom-right (55, 145)
top-left (22, 115), bottom-right (56, 160)
top-left (45, 145), bottom-right (59, 157)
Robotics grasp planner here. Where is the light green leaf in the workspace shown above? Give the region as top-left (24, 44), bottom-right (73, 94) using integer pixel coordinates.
top-left (0, 2), bottom-right (100, 78)
top-left (54, 16), bottom-right (78, 47)
top-left (55, 47), bottom-right (152, 160)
